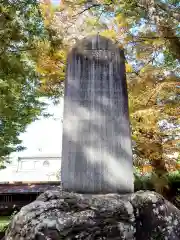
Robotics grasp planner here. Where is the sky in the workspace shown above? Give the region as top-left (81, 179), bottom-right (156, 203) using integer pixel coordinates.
top-left (10, 97), bottom-right (64, 163)
top-left (52, 0), bottom-right (60, 6)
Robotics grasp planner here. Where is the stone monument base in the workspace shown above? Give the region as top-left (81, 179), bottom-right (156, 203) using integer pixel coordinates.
top-left (5, 189), bottom-right (180, 240)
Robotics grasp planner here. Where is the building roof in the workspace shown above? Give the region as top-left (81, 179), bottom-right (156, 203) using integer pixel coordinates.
top-left (0, 182), bottom-right (60, 194)
top-left (18, 155), bottom-right (61, 160)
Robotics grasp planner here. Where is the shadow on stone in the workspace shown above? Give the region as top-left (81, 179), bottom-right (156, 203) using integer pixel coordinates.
top-left (61, 35), bottom-right (133, 194)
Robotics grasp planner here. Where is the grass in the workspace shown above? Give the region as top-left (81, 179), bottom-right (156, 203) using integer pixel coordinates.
top-left (0, 216), bottom-right (10, 231)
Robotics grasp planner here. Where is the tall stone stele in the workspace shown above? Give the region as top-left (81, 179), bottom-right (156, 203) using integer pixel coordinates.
top-left (61, 35), bottom-right (133, 193)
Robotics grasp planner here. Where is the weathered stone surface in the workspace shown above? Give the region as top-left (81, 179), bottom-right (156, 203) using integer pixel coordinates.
top-left (62, 35), bottom-right (133, 194)
top-left (5, 190), bottom-right (180, 240)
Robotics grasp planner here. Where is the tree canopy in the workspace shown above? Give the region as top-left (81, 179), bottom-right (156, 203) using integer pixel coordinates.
top-left (0, 0), bottom-right (49, 167)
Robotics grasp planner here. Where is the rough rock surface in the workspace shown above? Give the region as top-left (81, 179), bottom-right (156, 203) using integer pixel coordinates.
top-left (5, 189), bottom-right (180, 240)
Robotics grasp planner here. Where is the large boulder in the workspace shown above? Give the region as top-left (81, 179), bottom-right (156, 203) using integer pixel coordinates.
top-left (5, 189), bottom-right (180, 240)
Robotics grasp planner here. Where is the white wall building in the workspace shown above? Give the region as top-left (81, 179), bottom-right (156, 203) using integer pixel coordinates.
top-left (15, 155), bottom-right (61, 182)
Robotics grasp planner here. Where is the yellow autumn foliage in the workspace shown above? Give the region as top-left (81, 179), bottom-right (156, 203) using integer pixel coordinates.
top-left (36, 1), bottom-right (180, 195)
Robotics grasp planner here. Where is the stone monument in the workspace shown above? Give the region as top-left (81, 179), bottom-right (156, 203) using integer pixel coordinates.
top-left (61, 34), bottom-right (133, 193)
top-left (5, 35), bottom-right (180, 240)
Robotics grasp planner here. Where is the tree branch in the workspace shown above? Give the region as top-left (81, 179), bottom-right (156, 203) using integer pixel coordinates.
top-left (72, 3), bottom-right (112, 18)
top-left (157, 2), bottom-right (180, 22)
